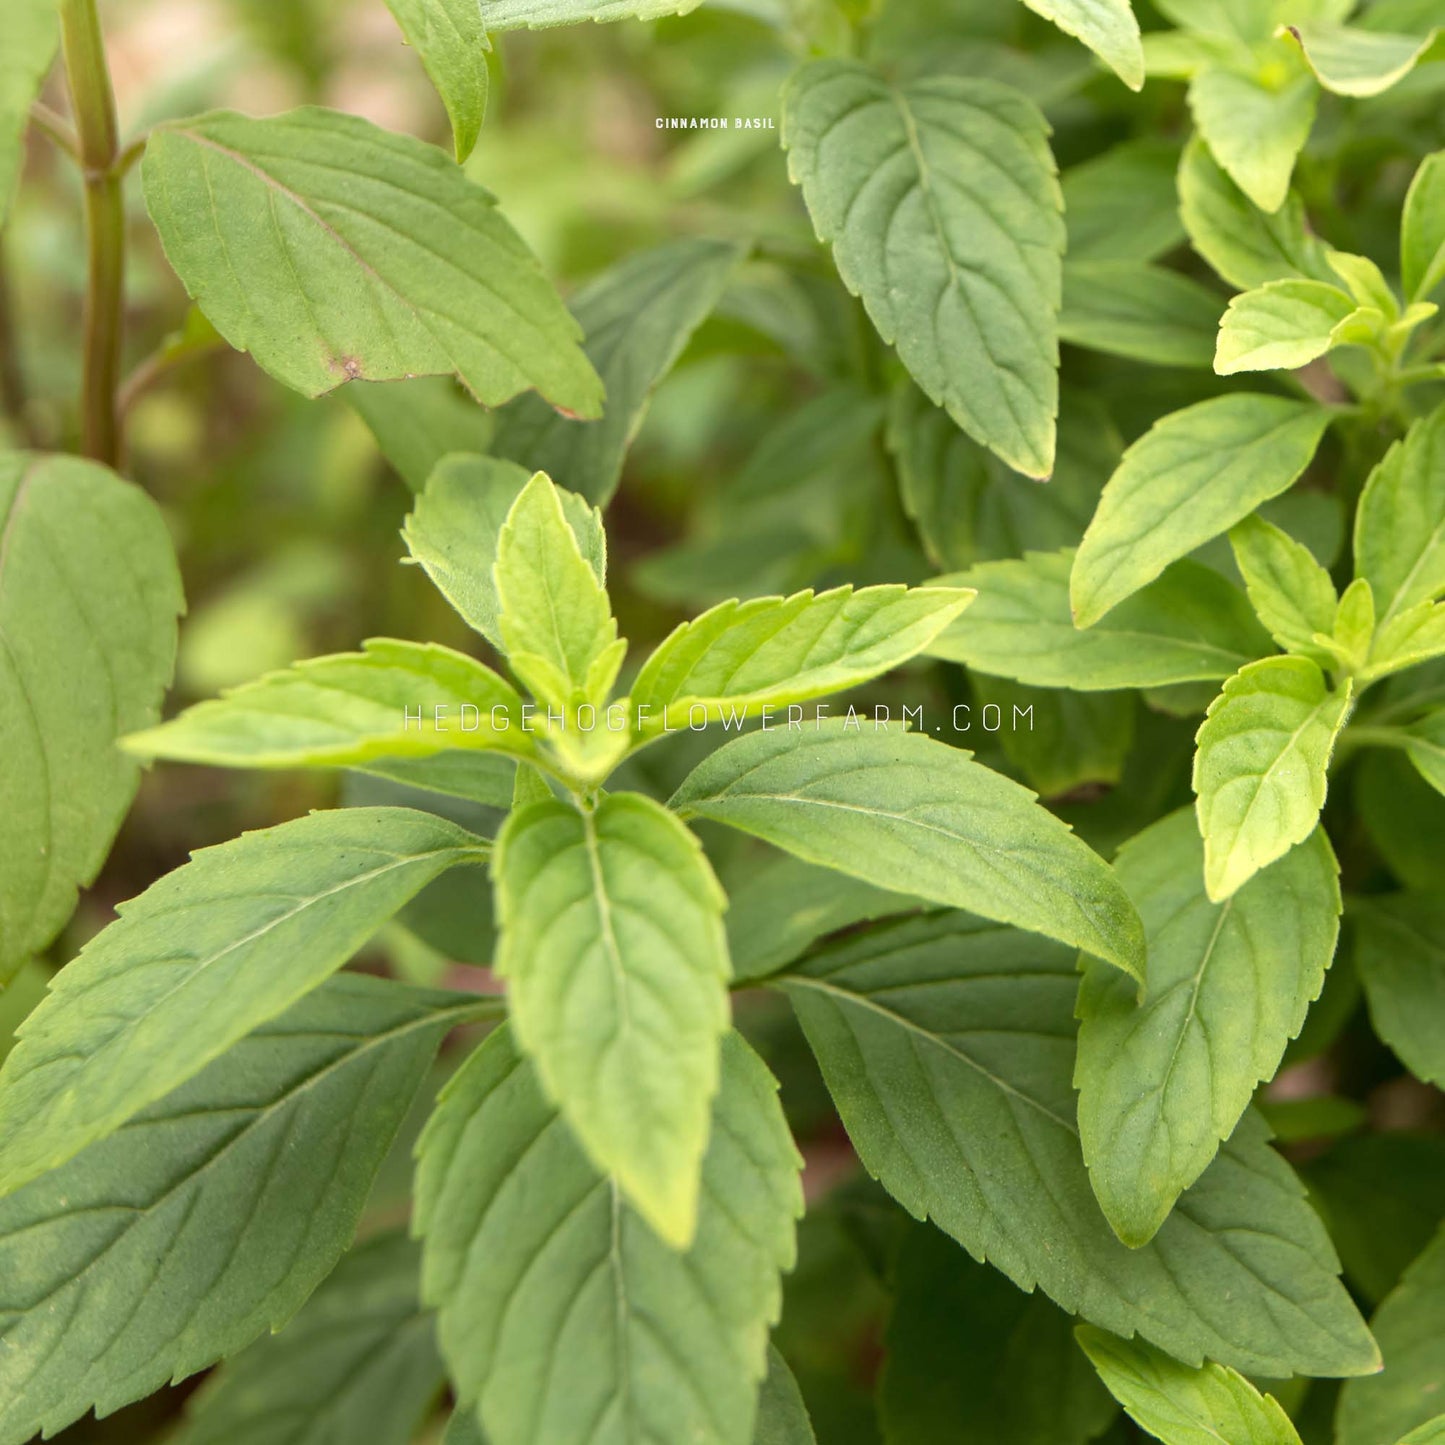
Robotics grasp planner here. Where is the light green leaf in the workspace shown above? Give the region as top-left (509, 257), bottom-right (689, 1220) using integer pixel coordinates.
top-left (755, 1349), bottom-right (817, 1445)
top-left (1283, 21), bottom-right (1439, 97)
top-left (630, 584), bottom-right (973, 735)
top-left (931, 549), bottom-right (1273, 690)
top-left (1403, 152), bottom-right (1445, 303)
top-left (355, 749), bottom-right (516, 809)
top-left (1060, 260), bottom-right (1222, 368)
top-left (0, 974), bottom-right (471, 1445)
top-left (1020, 0), bottom-right (1145, 88)
top-left (494, 471), bottom-right (623, 708)
top-left (346, 377), bottom-right (494, 492)
top-left (1400, 1419), bottom-right (1445, 1445)
top-left (1215, 278), bottom-right (1360, 373)
top-left (725, 854), bottom-right (914, 986)
top-left (1189, 63), bottom-right (1317, 214)
top-left (881, 1225), bottom-right (1116, 1445)
top-left (1229, 513), bottom-right (1339, 662)
top-left (671, 720), bottom-right (1146, 980)
top-left (1354, 405), bottom-right (1445, 625)
top-left (1331, 575), bottom-right (1378, 669)
top-left (493, 238), bottom-right (744, 504)
top-left (1329, 248), bottom-right (1400, 317)
top-left (403, 453), bottom-right (603, 650)
top-left (478, 0), bottom-right (702, 28)
top-left (1338, 1226), bottom-right (1445, 1445)
top-left (142, 108), bottom-right (601, 414)
top-left (0, 454), bottom-right (182, 976)
top-left (0, 0), bottom-right (57, 227)
top-left (415, 1025), bottom-right (801, 1445)
top-left (1076, 810), bottom-right (1340, 1246)
top-left (1178, 135), bottom-right (1333, 291)
top-left (1076, 1326), bottom-right (1303, 1445)
top-left (782, 60), bottom-right (1064, 478)
top-left (1367, 599), bottom-right (1445, 681)
top-left (384, 0), bottom-right (489, 160)
top-left (779, 911), bottom-right (1378, 1377)
top-left (494, 792), bottom-right (729, 1247)
top-left (171, 1231), bottom-right (444, 1445)
top-left (0, 806), bottom-right (486, 1198)
top-left (1071, 396), bottom-right (1332, 627)
top-left (1062, 139), bottom-right (1185, 263)
top-left (1354, 892), bottom-right (1445, 1086)
top-left (122, 639), bottom-right (532, 770)
top-left (1193, 655), bottom-right (1352, 901)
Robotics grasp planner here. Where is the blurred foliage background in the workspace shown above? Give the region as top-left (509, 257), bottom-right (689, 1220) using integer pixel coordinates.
top-left (3, 2), bottom-right (1444, 1439)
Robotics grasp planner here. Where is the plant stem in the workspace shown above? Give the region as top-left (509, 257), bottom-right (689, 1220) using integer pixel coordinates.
top-left (60, 0), bottom-right (124, 468)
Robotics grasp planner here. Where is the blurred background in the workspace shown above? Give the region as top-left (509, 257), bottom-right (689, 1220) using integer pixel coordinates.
top-left (3, 2), bottom-right (1444, 1439)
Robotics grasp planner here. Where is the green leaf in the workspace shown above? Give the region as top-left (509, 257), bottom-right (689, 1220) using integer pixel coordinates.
top-left (1019, 0), bottom-right (1144, 88)
top-left (1188, 62), bottom-right (1317, 215)
top-left (403, 453), bottom-right (604, 651)
top-left (494, 791), bottom-right (730, 1247)
top-left (1354, 893), bottom-right (1445, 1087)
top-left (1304, 1132), bottom-right (1445, 1304)
top-left (779, 911), bottom-right (1378, 1377)
top-left (1215, 278), bottom-right (1361, 373)
top-left (931, 549), bottom-right (1273, 690)
top-left (671, 720), bottom-right (1146, 981)
top-left (493, 238), bottom-right (744, 504)
top-left (1403, 708), bottom-right (1445, 795)
top-left (1400, 1419), bottom-right (1445, 1445)
top-left (1060, 260), bottom-right (1222, 369)
top-left (142, 108), bottom-right (601, 414)
top-left (122, 639), bottom-right (532, 770)
top-left (0, 974), bottom-right (470, 1444)
top-left (782, 60), bottom-right (1064, 478)
top-left (1367, 600), bottom-right (1445, 681)
top-left (881, 1225), bottom-right (1116, 1445)
top-left (1403, 152), bottom-right (1445, 303)
top-left (1062, 139), bottom-right (1185, 263)
top-left (415, 1025), bottom-right (801, 1445)
top-left (172, 1231), bottom-right (444, 1445)
top-left (346, 377), bottom-right (495, 492)
top-left (1155, 0), bottom-right (1274, 44)
top-left (0, 806), bottom-right (485, 1198)
top-left (354, 750), bottom-right (516, 809)
top-left (1076, 1326), bottom-right (1303, 1445)
top-left (1076, 810), bottom-right (1340, 1246)
top-left (1284, 22), bottom-right (1439, 98)
top-left (971, 675), bottom-right (1136, 796)
top-left (1338, 1226), bottom-right (1445, 1445)
top-left (1178, 135), bottom-right (1333, 291)
top-left (1071, 396), bottom-right (1332, 627)
top-left (755, 1348), bottom-right (817, 1445)
top-left (494, 471), bottom-right (623, 708)
top-left (725, 854), bottom-right (915, 986)
top-left (1354, 405), bottom-right (1445, 626)
top-left (1193, 656), bottom-right (1351, 901)
top-left (0, 0), bottom-right (57, 227)
top-left (886, 385), bottom-right (1111, 570)
top-left (0, 454), bottom-right (182, 976)
top-left (383, 0), bottom-right (489, 160)
top-left (1229, 513), bottom-right (1339, 663)
top-left (630, 584), bottom-right (973, 735)
top-left (478, 0), bottom-right (702, 28)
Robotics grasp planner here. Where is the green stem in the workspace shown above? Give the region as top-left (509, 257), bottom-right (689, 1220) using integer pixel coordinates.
top-left (60, 0), bottom-right (124, 468)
